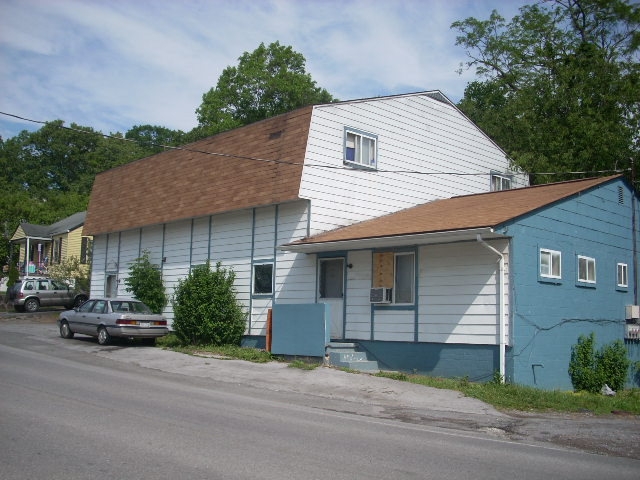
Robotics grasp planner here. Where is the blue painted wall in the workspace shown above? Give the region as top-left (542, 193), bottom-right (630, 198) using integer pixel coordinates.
top-left (271, 303), bottom-right (330, 357)
top-left (497, 179), bottom-right (640, 389)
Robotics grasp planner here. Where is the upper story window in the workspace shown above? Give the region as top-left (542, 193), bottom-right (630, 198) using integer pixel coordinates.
top-left (491, 173), bottom-right (512, 191)
top-left (617, 263), bottom-right (628, 288)
top-left (577, 255), bottom-right (596, 284)
top-left (540, 248), bottom-right (561, 279)
top-left (344, 128), bottom-right (377, 168)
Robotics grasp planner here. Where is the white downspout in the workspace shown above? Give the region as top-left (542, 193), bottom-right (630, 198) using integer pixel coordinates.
top-left (476, 234), bottom-right (506, 383)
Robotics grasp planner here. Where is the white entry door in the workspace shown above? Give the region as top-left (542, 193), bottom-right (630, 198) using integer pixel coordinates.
top-left (318, 258), bottom-right (345, 340)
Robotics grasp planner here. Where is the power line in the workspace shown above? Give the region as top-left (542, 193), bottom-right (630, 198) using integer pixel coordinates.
top-left (0, 111), bottom-right (630, 178)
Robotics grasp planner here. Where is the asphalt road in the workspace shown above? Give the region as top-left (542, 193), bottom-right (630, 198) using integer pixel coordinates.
top-left (1, 313), bottom-right (639, 479)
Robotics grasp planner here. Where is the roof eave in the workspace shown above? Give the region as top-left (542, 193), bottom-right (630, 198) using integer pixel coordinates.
top-left (10, 235), bottom-right (51, 243)
top-left (280, 227), bottom-right (503, 253)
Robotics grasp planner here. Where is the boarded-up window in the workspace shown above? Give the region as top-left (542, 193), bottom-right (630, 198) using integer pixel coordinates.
top-left (372, 252), bottom-right (394, 288)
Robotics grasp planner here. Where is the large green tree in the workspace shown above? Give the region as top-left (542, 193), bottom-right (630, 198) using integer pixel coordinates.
top-left (0, 121), bottom-right (153, 271)
top-left (195, 41), bottom-right (335, 137)
top-left (452, 0), bottom-right (640, 183)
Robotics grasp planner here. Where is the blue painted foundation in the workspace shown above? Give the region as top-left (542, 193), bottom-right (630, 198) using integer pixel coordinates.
top-left (242, 335), bottom-right (266, 350)
top-left (356, 340), bottom-right (499, 382)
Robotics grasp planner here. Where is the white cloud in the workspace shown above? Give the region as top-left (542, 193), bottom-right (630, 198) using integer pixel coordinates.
top-left (0, 0), bottom-right (529, 140)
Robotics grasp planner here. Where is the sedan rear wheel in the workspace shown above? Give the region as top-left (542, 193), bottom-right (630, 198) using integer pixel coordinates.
top-left (97, 327), bottom-right (111, 346)
top-left (24, 298), bottom-right (39, 313)
top-left (59, 321), bottom-right (75, 339)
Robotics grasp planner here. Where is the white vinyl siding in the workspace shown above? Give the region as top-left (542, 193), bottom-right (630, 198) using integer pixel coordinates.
top-left (275, 202), bottom-right (316, 304)
top-left (374, 309), bottom-right (415, 342)
top-left (339, 241), bottom-right (509, 345)
top-left (417, 241), bottom-right (509, 345)
top-left (191, 217), bottom-right (211, 266)
top-left (89, 200), bottom-right (313, 331)
top-left (90, 235), bottom-right (107, 295)
top-left (344, 250), bottom-right (373, 340)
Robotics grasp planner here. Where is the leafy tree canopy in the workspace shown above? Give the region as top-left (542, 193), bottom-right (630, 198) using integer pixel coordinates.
top-left (452, 0), bottom-right (640, 183)
top-left (0, 121), bottom-right (181, 270)
top-left (196, 41), bottom-right (336, 137)
top-left (125, 124), bottom-right (187, 155)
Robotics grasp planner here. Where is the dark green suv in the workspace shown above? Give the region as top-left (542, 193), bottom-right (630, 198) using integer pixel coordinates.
top-left (9, 277), bottom-right (88, 313)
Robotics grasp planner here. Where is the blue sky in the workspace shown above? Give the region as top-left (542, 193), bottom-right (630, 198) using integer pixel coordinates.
top-left (0, 0), bottom-right (529, 141)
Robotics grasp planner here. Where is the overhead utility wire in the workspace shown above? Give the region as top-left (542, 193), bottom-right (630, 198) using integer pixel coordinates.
top-left (0, 111), bottom-right (629, 178)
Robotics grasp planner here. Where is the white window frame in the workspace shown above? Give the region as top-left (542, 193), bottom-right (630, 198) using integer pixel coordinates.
top-left (393, 252), bottom-right (415, 304)
top-left (491, 173), bottom-right (512, 191)
top-left (577, 255), bottom-right (596, 284)
top-left (617, 263), bottom-right (628, 288)
top-left (540, 248), bottom-right (561, 279)
top-left (252, 262), bottom-right (274, 295)
top-left (344, 128), bottom-right (377, 168)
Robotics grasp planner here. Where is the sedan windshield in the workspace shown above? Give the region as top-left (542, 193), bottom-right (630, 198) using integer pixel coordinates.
top-left (110, 301), bottom-right (153, 314)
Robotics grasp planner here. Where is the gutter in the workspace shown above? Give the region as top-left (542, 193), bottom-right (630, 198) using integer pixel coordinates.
top-left (476, 234), bottom-right (506, 383)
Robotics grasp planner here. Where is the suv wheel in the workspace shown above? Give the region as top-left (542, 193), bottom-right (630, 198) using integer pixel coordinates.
top-left (24, 298), bottom-right (40, 313)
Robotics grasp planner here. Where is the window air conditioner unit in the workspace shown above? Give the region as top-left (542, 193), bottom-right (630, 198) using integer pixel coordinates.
top-left (370, 287), bottom-right (392, 303)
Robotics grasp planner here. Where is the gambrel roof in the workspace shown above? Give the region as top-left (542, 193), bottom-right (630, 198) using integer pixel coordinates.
top-left (284, 175), bottom-right (623, 252)
top-left (84, 89), bottom-right (511, 237)
top-left (84, 106), bottom-right (314, 236)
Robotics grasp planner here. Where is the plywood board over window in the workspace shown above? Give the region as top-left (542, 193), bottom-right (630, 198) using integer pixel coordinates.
top-left (373, 252), bottom-right (394, 288)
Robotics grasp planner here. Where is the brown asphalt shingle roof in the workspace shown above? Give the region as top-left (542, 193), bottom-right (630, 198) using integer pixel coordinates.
top-left (84, 106), bottom-right (314, 236)
top-left (290, 175), bottom-right (622, 246)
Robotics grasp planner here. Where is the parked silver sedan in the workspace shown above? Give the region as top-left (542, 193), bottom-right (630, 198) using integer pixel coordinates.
top-left (57, 298), bottom-right (168, 345)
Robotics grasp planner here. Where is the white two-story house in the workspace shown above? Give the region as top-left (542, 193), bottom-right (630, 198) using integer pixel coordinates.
top-left (84, 91), bottom-right (530, 375)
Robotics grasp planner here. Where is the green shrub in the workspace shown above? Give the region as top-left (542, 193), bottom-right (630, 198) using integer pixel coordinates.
top-left (569, 332), bottom-right (631, 393)
top-left (124, 251), bottom-right (167, 314)
top-left (569, 332), bottom-right (600, 392)
top-left (171, 261), bottom-right (246, 346)
top-left (597, 339), bottom-right (631, 392)
top-left (47, 255), bottom-right (90, 293)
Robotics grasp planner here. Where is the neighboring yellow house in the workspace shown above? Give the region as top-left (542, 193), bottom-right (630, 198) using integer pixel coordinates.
top-left (10, 212), bottom-right (92, 276)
